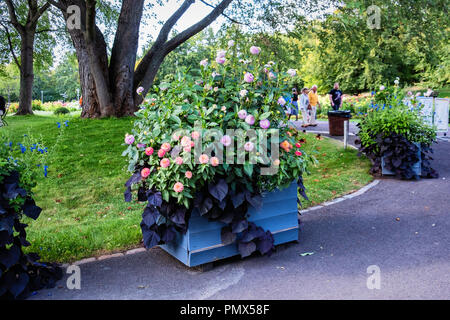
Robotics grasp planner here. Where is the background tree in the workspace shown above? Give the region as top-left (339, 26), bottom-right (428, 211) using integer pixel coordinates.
top-left (0, 0), bottom-right (55, 114)
top-left (292, 0), bottom-right (449, 93)
top-left (48, 0), bottom-right (322, 118)
top-left (45, 0), bottom-right (234, 118)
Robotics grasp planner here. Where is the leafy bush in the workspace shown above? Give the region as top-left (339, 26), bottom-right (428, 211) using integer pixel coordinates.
top-left (356, 82), bottom-right (437, 179)
top-left (53, 107), bottom-right (70, 115)
top-left (31, 100), bottom-right (43, 111)
top-left (123, 44), bottom-right (313, 258)
top-left (0, 135), bottom-right (62, 299)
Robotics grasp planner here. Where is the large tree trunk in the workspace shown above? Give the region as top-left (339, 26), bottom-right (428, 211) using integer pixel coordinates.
top-left (53, 0), bottom-right (232, 118)
top-left (72, 30), bottom-right (102, 118)
top-left (62, 0), bottom-right (114, 118)
top-left (109, 0), bottom-right (145, 117)
top-left (16, 32), bottom-right (35, 115)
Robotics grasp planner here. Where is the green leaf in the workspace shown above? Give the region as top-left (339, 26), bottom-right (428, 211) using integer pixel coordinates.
top-left (259, 112), bottom-right (271, 120)
top-left (170, 115), bottom-right (181, 125)
top-left (243, 163), bottom-right (253, 177)
top-left (162, 190), bottom-right (170, 202)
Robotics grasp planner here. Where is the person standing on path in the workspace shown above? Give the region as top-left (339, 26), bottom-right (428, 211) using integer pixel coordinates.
top-left (290, 88), bottom-right (299, 121)
top-left (299, 88), bottom-right (310, 127)
top-left (308, 85), bottom-right (320, 126)
top-left (0, 96), bottom-right (6, 127)
top-left (329, 82), bottom-right (343, 110)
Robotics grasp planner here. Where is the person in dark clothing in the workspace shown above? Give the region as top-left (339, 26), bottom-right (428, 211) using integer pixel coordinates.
top-left (328, 82), bottom-right (343, 110)
top-left (0, 96), bottom-right (5, 114)
top-left (0, 96), bottom-right (6, 127)
top-left (290, 88), bottom-right (299, 121)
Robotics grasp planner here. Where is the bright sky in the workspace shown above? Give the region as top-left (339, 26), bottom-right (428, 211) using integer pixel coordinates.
top-left (138, 0), bottom-right (225, 54)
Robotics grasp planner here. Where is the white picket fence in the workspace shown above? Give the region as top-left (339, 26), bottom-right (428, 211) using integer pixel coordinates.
top-left (405, 97), bottom-right (449, 134)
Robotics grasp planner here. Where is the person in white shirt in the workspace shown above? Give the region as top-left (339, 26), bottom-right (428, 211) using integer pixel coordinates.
top-left (298, 88), bottom-right (310, 127)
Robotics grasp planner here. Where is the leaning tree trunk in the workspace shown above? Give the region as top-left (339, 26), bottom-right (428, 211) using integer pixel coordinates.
top-left (54, 0), bottom-right (232, 118)
top-left (16, 32), bottom-right (35, 115)
top-left (67, 24), bottom-right (113, 118)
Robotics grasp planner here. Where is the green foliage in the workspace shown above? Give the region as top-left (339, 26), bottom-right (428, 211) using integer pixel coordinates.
top-left (291, 0), bottom-right (449, 93)
top-left (358, 84), bottom-right (436, 152)
top-left (0, 114), bottom-right (371, 262)
top-left (53, 107), bottom-right (71, 115)
top-left (126, 42), bottom-right (312, 208)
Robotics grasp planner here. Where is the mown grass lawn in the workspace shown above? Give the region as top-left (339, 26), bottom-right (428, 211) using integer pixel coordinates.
top-left (2, 114), bottom-right (372, 263)
top-left (298, 136), bottom-right (373, 207)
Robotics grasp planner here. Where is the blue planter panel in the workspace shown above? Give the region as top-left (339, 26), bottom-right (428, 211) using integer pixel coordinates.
top-left (160, 182), bottom-right (299, 267)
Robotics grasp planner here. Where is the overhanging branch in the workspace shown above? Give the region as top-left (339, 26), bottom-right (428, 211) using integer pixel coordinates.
top-left (0, 22), bottom-right (21, 69)
top-left (198, 0), bottom-right (246, 25)
top-left (163, 0), bottom-right (233, 53)
top-left (134, 0), bottom-right (196, 88)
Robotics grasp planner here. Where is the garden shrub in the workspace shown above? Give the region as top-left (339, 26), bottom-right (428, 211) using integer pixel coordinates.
top-left (123, 44), bottom-right (313, 258)
top-left (356, 82), bottom-right (438, 179)
top-left (31, 100), bottom-right (43, 111)
top-left (53, 107), bottom-right (70, 115)
top-left (0, 135), bottom-right (62, 299)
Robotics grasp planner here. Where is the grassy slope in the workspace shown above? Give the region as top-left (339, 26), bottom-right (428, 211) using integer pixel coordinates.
top-left (3, 115), bottom-right (372, 262)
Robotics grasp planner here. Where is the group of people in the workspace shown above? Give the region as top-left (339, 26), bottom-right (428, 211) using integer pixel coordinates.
top-left (288, 82), bottom-right (343, 127)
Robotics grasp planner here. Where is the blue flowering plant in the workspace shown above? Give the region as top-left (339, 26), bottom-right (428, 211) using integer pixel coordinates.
top-left (356, 80), bottom-right (437, 179)
top-left (0, 134), bottom-right (62, 299)
top-left (1, 132), bottom-right (50, 187)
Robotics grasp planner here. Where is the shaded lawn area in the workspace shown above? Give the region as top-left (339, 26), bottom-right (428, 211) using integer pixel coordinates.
top-left (2, 115), bottom-right (372, 263)
top-left (299, 137), bottom-right (373, 207)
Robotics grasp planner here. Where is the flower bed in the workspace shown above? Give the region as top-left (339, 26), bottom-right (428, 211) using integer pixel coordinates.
top-left (0, 134), bottom-right (62, 299)
top-left (123, 44), bottom-right (312, 264)
top-left (356, 81), bottom-right (438, 179)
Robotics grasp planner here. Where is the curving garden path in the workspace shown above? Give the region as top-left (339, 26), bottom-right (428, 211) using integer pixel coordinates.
top-left (30, 121), bottom-right (450, 300)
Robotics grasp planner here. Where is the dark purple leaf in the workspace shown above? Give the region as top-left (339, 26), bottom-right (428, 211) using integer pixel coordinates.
top-left (256, 231), bottom-right (275, 255)
top-left (0, 245), bottom-right (21, 269)
top-left (142, 206), bottom-right (159, 227)
top-left (5, 271), bottom-right (29, 298)
top-left (245, 192), bottom-right (263, 210)
top-left (232, 219), bottom-right (248, 234)
top-left (208, 179), bottom-right (228, 202)
top-left (170, 207), bottom-right (186, 225)
top-left (0, 216), bottom-right (14, 235)
top-left (218, 198), bottom-right (227, 210)
top-left (238, 241), bottom-right (256, 258)
top-left (137, 187), bottom-right (147, 202)
top-left (231, 191), bottom-right (245, 208)
top-left (161, 226), bottom-right (176, 243)
top-left (125, 172), bottom-right (142, 187)
top-left (147, 191), bottom-right (162, 207)
top-left (124, 186), bottom-right (132, 202)
top-left (219, 211), bottom-right (234, 224)
top-left (22, 198), bottom-right (42, 220)
top-left (199, 197), bottom-right (213, 216)
top-left (141, 224), bottom-right (160, 248)
top-left (220, 226), bottom-right (236, 245)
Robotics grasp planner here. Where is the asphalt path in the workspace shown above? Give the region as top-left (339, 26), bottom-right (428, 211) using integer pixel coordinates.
top-left (30, 121), bottom-right (450, 300)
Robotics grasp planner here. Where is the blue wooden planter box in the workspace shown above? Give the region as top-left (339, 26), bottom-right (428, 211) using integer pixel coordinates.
top-left (160, 182), bottom-right (299, 267)
top-left (381, 143), bottom-right (421, 176)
